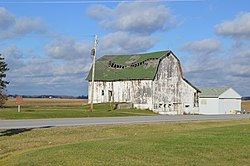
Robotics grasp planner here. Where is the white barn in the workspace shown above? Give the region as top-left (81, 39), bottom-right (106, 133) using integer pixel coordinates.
top-left (199, 87), bottom-right (241, 114)
top-left (86, 50), bottom-right (200, 115)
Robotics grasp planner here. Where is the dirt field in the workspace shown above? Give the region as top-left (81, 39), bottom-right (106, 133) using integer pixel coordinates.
top-left (4, 98), bottom-right (250, 111)
top-left (4, 98), bottom-right (88, 107)
top-left (242, 100), bottom-right (250, 111)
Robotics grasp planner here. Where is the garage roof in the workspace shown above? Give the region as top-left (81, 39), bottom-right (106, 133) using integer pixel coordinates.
top-left (199, 87), bottom-right (230, 98)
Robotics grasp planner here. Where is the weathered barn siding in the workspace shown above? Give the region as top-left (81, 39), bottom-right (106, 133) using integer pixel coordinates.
top-left (152, 53), bottom-right (199, 114)
top-left (152, 54), bottom-right (181, 114)
top-left (181, 80), bottom-right (199, 114)
top-left (88, 80), bottom-right (153, 110)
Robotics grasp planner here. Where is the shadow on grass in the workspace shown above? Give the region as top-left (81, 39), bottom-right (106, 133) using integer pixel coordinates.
top-left (0, 126), bottom-right (53, 137)
top-left (25, 110), bottom-right (35, 112)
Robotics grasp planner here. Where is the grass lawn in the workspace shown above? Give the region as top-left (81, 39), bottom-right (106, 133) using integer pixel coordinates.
top-left (0, 119), bottom-right (250, 165)
top-left (0, 98), bottom-right (155, 119)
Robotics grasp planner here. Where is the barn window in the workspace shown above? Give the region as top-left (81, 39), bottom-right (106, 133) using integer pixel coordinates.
top-left (201, 99), bottom-right (207, 105)
top-left (154, 104), bottom-right (157, 109)
top-left (102, 90), bottom-right (104, 96)
top-left (194, 92), bottom-right (199, 107)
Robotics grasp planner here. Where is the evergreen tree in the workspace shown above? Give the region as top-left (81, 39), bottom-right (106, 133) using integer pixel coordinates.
top-left (0, 54), bottom-right (9, 107)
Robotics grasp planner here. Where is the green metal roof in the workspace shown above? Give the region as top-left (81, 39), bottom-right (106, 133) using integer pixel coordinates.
top-left (86, 50), bottom-right (170, 81)
top-left (199, 87), bottom-right (230, 98)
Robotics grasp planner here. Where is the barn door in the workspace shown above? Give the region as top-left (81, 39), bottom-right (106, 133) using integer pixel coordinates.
top-left (108, 90), bottom-right (113, 102)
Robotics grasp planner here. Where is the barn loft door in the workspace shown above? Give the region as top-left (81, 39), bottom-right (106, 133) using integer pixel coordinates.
top-left (108, 90), bottom-right (113, 102)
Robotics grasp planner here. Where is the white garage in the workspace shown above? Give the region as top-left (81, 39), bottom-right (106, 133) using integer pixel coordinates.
top-left (199, 87), bottom-right (241, 114)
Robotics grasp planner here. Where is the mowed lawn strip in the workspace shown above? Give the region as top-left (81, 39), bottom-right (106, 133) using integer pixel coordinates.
top-left (0, 119), bottom-right (250, 166)
top-left (0, 98), bottom-right (156, 119)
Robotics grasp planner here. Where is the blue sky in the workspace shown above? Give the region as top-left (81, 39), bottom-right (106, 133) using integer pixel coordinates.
top-left (0, 0), bottom-right (250, 96)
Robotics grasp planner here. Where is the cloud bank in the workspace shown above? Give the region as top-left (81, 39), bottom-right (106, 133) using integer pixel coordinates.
top-left (181, 12), bottom-right (250, 95)
top-left (87, 2), bottom-right (176, 34)
top-left (0, 7), bottom-right (47, 40)
top-left (215, 12), bottom-right (250, 39)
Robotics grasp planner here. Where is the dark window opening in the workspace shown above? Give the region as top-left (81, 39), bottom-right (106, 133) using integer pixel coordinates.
top-left (194, 92), bottom-right (199, 107)
top-left (108, 90), bottom-right (113, 102)
top-left (159, 103), bottom-right (162, 108)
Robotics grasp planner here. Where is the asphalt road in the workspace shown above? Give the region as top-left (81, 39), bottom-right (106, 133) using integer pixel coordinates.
top-left (0, 114), bottom-right (250, 129)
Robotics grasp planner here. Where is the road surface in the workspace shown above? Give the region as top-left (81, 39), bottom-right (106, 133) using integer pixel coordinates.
top-left (0, 114), bottom-right (250, 129)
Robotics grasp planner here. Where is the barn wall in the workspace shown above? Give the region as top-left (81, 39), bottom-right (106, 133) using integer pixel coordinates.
top-left (88, 80), bottom-right (153, 110)
top-left (152, 54), bottom-right (181, 114)
top-left (181, 80), bottom-right (199, 114)
top-left (88, 81), bottom-right (113, 103)
top-left (152, 53), bottom-right (198, 114)
top-left (199, 98), bottom-right (219, 114)
top-left (218, 98), bottom-right (241, 114)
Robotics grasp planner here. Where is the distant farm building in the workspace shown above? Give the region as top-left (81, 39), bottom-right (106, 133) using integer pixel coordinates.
top-left (86, 50), bottom-right (200, 115)
top-left (199, 87), bottom-right (241, 114)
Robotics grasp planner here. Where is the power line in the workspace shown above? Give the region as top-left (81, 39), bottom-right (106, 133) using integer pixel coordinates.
top-left (0, 0), bottom-right (202, 4)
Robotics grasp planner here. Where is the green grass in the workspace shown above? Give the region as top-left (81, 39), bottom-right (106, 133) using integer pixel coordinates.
top-left (0, 103), bottom-right (156, 119)
top-left (0, 119), bottom-right (250, 165)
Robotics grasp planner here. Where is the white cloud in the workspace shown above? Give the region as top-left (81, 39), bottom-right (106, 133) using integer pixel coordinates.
top-left (99, 31), bottom-right (156, 55)
top-left (0, 7), bottom-right (47, 40)
top-left (45, 37), bottom-right (92, 60)
top-left (227, 47), bottom-right (250, 77)
top-left (180, 38), bottom-right (221, 55)
top-left (87, 2), bottom-right (176, 34)
top-left (87, 4), bottom-right (112, 20)
top-left (0, 7), bottom-right (15, 30)
top-left (215, 12), bottom-right (250, 39)
top-left (2, 44), bottom-right (91, 96)
top-left (4, 45), bottom-right (23, 59)
top-left (87, 2), bottom-right (177, 56)
top-left (181, 38), bottom-right (250, 96)
top-left (2, 46), bottom-right (26, 71)
top-left (0, 7), bottom-right (92, 96)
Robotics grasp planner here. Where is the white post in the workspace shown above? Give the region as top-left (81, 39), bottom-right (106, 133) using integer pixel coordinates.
top-left (18, 105), bottom-right (21, 112)
top-left (90, 34), bottom-right (97, 112)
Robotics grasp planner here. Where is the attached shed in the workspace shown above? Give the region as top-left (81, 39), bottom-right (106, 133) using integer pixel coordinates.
top-left (86, 50), bottom-right (200, 115)
top-left (199, 87), bottom-right (241, 114)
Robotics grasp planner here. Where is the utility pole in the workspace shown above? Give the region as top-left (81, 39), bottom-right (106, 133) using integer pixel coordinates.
top-left (90, 34), bottom-right (97, 112)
